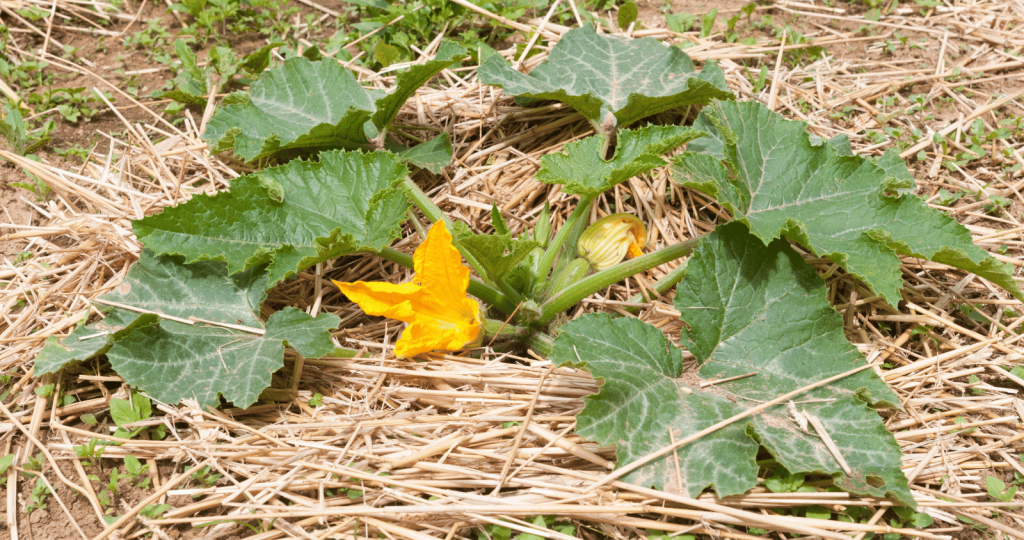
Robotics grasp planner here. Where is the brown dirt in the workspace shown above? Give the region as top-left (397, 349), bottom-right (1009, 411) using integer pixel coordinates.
top-left (0, 136), bottom-right (39, 259)
top-left (638, 0), bottom-right (753, 23)
top-left (0, 441), bottom-right (229, 540)
top-left (0, 0), bottom-right (337, 256)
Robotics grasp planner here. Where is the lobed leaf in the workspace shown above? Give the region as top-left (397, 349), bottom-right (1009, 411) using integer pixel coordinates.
top-left (551, 223), bottom-right (911, 505)
top-left (537, 125), bottom-right (703, 197)
top-left (672, 100), bottom-right (1021, 305)
top-left (373, 41), bottom-right (467, 130)
top-left (133, 150), bottom-right (410, 287)
top-left (204, 41), bottom-right (466, 162)
top-left (35, 311), bottom-right (158, 376)
top-left (35, 252), bottom-right (338, 408)
top-left (203, 57), bottom-right (378, 162)
top-left (478, 25), bottom-right (732, 131)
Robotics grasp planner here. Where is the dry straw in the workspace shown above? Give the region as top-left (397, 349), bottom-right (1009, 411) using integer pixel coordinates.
top-left (3, 0), bottom-right (1024, 538)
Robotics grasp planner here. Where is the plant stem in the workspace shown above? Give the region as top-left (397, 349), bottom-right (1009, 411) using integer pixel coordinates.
top-left (623, 257), bottom-right (690, 313)
top-left (526, 332), bottom-right (554, 358)
top-left (483, 318), bottom-right (529, 339)
top-left (406, 209), bottom-right (428, 238)
top-left (402, 176), bottom-right (447, 224)
top-left (402, 177), bottom-right (493, 286)
top-left (376, 247), bottom-right (517, 314)
top-left (495, 276), bottom-right (527, 307)
top-left (536, 195), bottom-right (594, 282)
top-left (376, 246), bottom-right (414, 268)
top-left (538, 237), bottom-right (701, 323)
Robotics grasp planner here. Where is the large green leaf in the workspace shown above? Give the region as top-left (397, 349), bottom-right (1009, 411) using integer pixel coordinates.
top-left (551, 223), bottom-right (910, 505)
top-left (204, 41), bottom-right (466, 162)
top-left (373, 41), bottom-right (466, 130)
top-left (478, 25), bottom-right (732, 132)
top-left (133, 150), bottom-right (410, 287)
top-left (35, 310), bottom-right (158, 376)
top-left (536, 125), bottom-right (703, 197)
top-left (672, 100), bottom-right (1021, 305)
top-left (34, 252), bottom-right (338, 408)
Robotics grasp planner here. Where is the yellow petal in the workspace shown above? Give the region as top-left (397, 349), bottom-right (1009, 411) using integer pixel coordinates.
top-left (333, 280), bottom-right (420, 323)
top-left (411, 222), bottom-right (477, 324)
top-left (415, 221), bottom-right (470, 303)
top-left (395, 305), bottom-right (482, 358)
top-left (626, 239), bottom-right (644, 259)
top-left (334, 221), bottom-right (483, 359)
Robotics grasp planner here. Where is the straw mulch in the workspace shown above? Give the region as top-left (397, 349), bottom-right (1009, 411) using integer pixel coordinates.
top-left (3, 1), bottom-right (1024, 539)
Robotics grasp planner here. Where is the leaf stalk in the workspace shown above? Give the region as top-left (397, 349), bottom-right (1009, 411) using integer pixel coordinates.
top-left (483, 318), bottom-right (529, 340)
top-left (402, 177), bottom-right (493, 282)
top-left (622, 253), bottom-right (694, 313)
top-left (402, 177), bottom-right (526, 306)
top-left (538, 237), bottom-right (701, 323)
top-left (536, 195), bottom-right (594, 284)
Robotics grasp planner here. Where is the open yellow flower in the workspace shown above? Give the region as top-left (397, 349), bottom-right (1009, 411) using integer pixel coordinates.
top-left (577, 213), bottom-right (648, 271)
top-left (333, 221), bottom-right (482, 358)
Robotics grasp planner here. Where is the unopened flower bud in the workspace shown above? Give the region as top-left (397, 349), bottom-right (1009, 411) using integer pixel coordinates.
top-left (577, 213), bottom-right (647, 271)
top-left (533, 202), bottom-right (551, 248)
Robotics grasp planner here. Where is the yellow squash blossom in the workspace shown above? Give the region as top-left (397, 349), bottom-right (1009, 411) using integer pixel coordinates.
top-left (334, 221), bottom-right (482, 358)
top-left (577, 213), bottom-right (648, 271)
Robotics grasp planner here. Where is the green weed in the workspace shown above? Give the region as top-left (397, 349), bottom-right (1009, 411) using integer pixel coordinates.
top-left (25, 476), bottom-right (52, 513)
top-left (74, 438), bottom-right (105, 467)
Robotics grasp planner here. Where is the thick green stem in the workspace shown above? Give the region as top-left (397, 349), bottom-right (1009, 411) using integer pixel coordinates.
top-left (527, 333), bottom-right (555, 358)
top-left (538, 237), bottom-right (701, 323)
top-left (536, 195), bottom-right (594, 282)
top-left (376, 247), bottom-right (518, 314)
top-left (483, 318), bottom-right (530, 340)
top-left (406, 209), bottom-right (428, 238)
top-left (495, 277), bottom-right (527, 307)
top-left (623, 258), bottom-right (690, 314)
top-left (376, 246), bottom-right (415, 268)
top-left (403, 176), bottom-right (447, 224)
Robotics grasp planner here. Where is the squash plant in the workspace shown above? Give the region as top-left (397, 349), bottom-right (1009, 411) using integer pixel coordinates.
top-left (36, 27), bottom-right (1021, 507)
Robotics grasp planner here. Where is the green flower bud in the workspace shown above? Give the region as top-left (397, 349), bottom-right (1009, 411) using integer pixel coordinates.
top-left (545, 257), bottom-right (591, 299)
top-left (533, 202), bottom-right (551, 248)
top-left (577, 213), bottom-right (647, 271)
